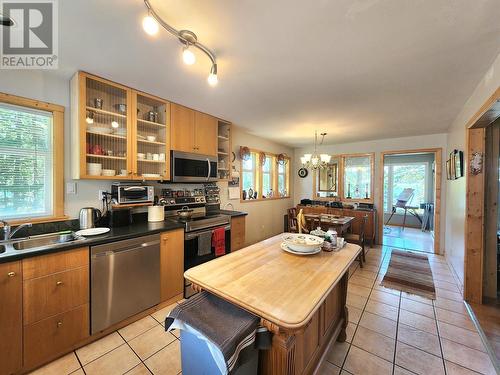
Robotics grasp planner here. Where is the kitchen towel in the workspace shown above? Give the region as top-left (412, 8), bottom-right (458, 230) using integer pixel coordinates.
top-left (212, 227), bottom-right (226, 257)
top-left (165, 291), bottom-right (260, 374)
top-left (197, 231), bottom-right (212, 256)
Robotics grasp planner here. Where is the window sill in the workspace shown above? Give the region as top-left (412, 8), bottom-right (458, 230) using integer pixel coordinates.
top-left (6, 215), bottom-right (69, 226)
top-left (240, 196), bottom-right (291, 203)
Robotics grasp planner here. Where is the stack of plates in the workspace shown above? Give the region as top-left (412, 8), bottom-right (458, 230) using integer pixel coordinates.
top-left (281, 233), bottom-right (324, 256)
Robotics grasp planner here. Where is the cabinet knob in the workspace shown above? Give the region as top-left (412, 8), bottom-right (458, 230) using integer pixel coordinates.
top-left (57, 321), bottom-right (63, 328)
top-left (7, 271), bottom-right (15, 277)
top-left (56, 281), bottom-right (63, 286)
top-left (163, 237), bottom-right (168, 242)
top-left (128, 171), bottom-right (133, 174)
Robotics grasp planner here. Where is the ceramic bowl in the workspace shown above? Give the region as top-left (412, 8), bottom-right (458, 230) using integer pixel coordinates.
top-left (146, 135), bottom-right (156, 142)
top-left (137, 153), bottom-right (145, 160)
top-left (102, 169), bottom-right (116, 176)
top-left (87, 163), bottom-right (102, 176)
top-left (281, 233), bottom-right (324, 253)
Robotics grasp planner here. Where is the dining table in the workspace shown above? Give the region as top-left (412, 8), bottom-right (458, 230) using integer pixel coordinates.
top-left (303, 213), bottom-right (355, 234)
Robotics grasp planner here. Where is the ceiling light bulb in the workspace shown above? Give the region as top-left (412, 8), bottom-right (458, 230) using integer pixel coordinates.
top-left (111, 121), bottom-right (119, 128)
top-left (207, 72), bottom-right (218, 86)
top-left (182, 46), bottom-right (196, 65)
top-left (142, 15), bottom-right (159, 36)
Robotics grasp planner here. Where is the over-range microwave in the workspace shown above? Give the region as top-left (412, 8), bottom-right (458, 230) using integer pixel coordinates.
top-left (171, 151), bottom-right (218, 183)
top-left (111, 183), bottom-right (155, 204)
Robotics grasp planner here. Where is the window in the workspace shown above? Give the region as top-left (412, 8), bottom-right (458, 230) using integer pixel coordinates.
top-left (240, 149), bottom-right (290, 201)
top-left (343, 154), bottom-right (373, 200)
top-left (0, 94), bottom-right (64, 223)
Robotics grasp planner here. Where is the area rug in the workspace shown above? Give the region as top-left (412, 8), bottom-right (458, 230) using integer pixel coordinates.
top-left (380, 249), bottom-right (436, 299)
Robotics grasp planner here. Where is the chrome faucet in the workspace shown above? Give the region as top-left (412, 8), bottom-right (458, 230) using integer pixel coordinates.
top-left (1, 221), bottom-right (32, 240)
top-left (223, 202), bottom-right (234, 211)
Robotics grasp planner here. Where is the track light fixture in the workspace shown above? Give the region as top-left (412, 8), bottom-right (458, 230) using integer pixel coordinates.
top-left (142, 0), bottom-right (218, 86)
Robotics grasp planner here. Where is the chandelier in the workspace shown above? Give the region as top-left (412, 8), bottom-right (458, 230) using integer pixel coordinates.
top-left (300, 131), bottom-right (331, 170)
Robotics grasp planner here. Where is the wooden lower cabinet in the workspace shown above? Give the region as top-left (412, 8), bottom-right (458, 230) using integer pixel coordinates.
top-left (160, 229), bottom-right (184, 302)
top-left (295, 310), bottom-right (320, 373)
top-left (230, 215), bottom-right (246, 251)
top-left (24, 304), bottom-right (89, 368)
top-left (0, 261), bottom-right (23, 375)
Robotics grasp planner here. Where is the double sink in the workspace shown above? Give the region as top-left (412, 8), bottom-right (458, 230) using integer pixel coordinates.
top-left (0, 231), bottom-right (85, 254)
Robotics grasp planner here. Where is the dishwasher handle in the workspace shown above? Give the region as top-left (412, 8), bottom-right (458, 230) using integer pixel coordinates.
top-left (91, 236), bottom-right (160, 258)
top-left (185, 225), bottom-right (230, 241)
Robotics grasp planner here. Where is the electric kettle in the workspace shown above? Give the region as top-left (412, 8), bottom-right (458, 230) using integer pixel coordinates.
top-left (79, 207), bottom-right (102, 229)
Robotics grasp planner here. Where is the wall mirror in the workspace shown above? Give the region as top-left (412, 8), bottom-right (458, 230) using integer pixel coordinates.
top-left (314, 156), bottom-right (340, 198)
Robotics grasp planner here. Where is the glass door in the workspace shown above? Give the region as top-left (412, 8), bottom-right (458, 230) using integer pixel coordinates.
top-left (134, 93), bottom-right (169, 180)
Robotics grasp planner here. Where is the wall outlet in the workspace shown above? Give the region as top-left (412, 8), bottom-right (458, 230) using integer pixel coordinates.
top-left (98, 190), bottom-right (106, 201)
top-left (66, 182), bottom-right (77, 195)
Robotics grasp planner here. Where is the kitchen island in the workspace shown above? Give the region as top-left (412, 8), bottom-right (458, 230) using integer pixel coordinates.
top-left (184, 234), bottom-right (361, 375)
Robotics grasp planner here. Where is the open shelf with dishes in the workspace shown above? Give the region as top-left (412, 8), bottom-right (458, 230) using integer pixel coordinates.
top-left (217, 120), bottom-right (232, 180)
top-left (71, 72), bottom-right (171, 180)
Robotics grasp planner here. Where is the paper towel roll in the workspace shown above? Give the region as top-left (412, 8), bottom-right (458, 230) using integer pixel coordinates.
top-left (148, 205), bottom-right (165, 222)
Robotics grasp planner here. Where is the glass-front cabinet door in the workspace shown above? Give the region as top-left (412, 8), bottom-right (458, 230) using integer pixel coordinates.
top-left (133, 92), bottom-right (170, 181)
top-left (82, 75), bottom-right (132, 179)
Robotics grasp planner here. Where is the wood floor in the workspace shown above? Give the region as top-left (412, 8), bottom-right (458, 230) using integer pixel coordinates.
top-left (469, 300), bottom-right (500, 363)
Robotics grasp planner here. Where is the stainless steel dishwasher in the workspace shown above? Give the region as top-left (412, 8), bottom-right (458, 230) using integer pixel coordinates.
top-left (91, 234), bottom-right (161, 334)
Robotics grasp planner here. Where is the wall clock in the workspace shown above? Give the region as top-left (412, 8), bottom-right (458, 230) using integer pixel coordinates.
top-left (298, 168), bottom-right (308, 178)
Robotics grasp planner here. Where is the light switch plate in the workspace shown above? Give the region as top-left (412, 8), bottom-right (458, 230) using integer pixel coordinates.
top-left (66, 182), bottom-right (77, 194)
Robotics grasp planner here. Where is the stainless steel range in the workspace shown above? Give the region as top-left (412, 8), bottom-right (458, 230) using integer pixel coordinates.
top-left (162, 185), bottom-right (231, 298)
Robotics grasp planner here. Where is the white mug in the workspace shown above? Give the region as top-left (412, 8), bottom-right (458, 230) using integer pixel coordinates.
top-left (153, 153), bottom-right (159, 161)
top-left (159, 153), bottom-right (165, 161)
top-left (146, 152), bottom-right (153, 160)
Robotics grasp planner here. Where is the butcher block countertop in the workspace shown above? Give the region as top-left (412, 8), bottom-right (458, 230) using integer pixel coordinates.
top-left (184, 234), bottom-right (361, 331)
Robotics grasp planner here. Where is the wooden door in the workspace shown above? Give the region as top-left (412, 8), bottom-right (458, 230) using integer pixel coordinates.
top-left (194, 111), bottom-right (217, 156)
top-left (171, 103), bottom-right (195, 153)
top-left (160, 229), bottom-right (184, 302)
top-left (0, 261), bottom-right (23, 375)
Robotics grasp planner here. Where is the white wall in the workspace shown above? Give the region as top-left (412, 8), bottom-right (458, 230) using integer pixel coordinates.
top-left (293, 133), bottom-right (448, 253)
top-left (444, 52), bottom-right (500, 288)
top-left (218, 126), bottom-right (294, 246)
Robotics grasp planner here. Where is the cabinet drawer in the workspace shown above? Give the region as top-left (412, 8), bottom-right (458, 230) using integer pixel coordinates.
top-left (24, 304), bottom-right (89, 368)
top-left (23, 247), bottom-right (89, 280)
top-left (24, 266), bottom-right (89, 325)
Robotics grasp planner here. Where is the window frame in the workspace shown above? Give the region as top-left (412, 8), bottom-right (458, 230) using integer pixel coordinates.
top-left (0, 92), bottom-right (66, 225)
top-left (341, 153), bottom-right (375, 203)
top-left (240, 148), bottom-right (291, 202)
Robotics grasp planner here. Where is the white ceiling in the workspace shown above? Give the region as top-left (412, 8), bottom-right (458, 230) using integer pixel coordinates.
top-left (57, 0), bottom-right (500, 146)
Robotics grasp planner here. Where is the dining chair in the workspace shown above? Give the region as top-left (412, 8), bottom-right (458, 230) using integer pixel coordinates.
top-left (344, 215), bottom-right (368, 267)
top-left (288, 208), bottom-right (298, 233)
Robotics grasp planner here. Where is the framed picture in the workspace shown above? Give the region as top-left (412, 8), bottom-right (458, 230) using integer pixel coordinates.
top-left (454, 150), bottom-right (464, 178)
top-left (449, 152), bottom-right (456, 180)
top-left (446, 159), bottom-right (452, 180)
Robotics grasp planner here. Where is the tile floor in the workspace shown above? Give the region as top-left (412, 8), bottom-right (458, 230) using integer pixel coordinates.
top-left (383, 225), bottom-right (435, 253)
top-left (29, 246), bottom-right (498, 375)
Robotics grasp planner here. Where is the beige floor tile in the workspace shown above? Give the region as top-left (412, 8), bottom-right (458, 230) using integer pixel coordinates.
top-left (361, 264), bottom-right (380, 273)
top-left (399, 309), bottom-right (438, 335)
top-left (347, 305), bottom-right (362, 324)
top-left (437, 321), bottom-right (485, 352)
top-left (76, 332), bottom-right (125, 365)
top-left (364, 299), bottom-right (399, 321)
top-left (394, 366), bottom-right (416, 375)
top-left (348, 284), bottom-right (372, 298)
top-left (441, 338), bottom-right (496, 375)
top-left (317, 360), bottom-right (341, 375)
top-left (401, 292), bottom-right (433, 305)
top-left (434, 298), bottom-right (468, 315)
top-left (397, 323), bottom-right (441, 356)
top-left (171, 328), bottom-right (180, 338)
top-left (369, 289), bottom-right (400, 307)
top-left (400, 298), bottom-right (435, 319)
top-left (84, 344), bottom-right (141, 375)
top-left (151, 303), bottom-right (178, 325)
top-left (346, 322), bottom-right (356, 343)
top-left (325, 340), bottom-right (350, 367)
top-left (435, 288), bottom-right (463, 302)
top-left (119, 316), bottom-right (159, 342)
top-left (144, 341), bottom-right (181, 375)
top-left (352, 325), bottom-right (395, 362)
top-left (347, 293), bottom-right (368, 309)
top-left (29, 353), bottom-right (81, 375)
top-left (343, 345), bottom-right (392, 375)
top-left (434, 280), bottom-right (460, 293)
top-left (433, 274), bottom-right (456, 283)
top-left (445, 360), bottom-right (483, 375)
top-left (128, 325), bottom-right (177, 360)
top-left (434, 308), bottom-right (475, 331)
top-left (395, 341), bottom-right (445, 375)
top-left (359, 311), bottom-right (397, 339)
top-left (349, 274), bottom-right (375, 288)
top-left (354, 269), bottom-right (378, 281)
top-left (374, 283), bottom-right (402, 296)
top-left (69, 369), bottom-right (84, 375)
top-left (125, 363), bottom-right (152, 375)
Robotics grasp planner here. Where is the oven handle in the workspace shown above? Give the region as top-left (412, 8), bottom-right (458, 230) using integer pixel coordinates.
top-left (124, 186), bottom-right (147, 191)
top-left (207, 158), bottom-right (211, 181)
top-left (185, 225), bottom-right (231, 240)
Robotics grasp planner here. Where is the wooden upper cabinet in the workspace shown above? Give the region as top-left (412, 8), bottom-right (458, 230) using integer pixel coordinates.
top-left (194, 111), bottom-right (217, 156)
top-left (170, 103), bottom-right (195, 153)
top-left (171, 103), bottom-right (217, 156)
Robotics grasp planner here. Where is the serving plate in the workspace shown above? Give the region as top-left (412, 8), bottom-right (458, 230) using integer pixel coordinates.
top-left (281, 233), bottom-right (324, 252)
top-left (280, 242), bottom-right (321, 256)
top-left (75, 227), bottom-right (110, 236)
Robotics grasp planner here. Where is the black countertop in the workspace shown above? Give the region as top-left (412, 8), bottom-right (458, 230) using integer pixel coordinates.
top-left (0, 220), bottom-right (184, 264)
top-left (219, 210), bottom-right (248, 217)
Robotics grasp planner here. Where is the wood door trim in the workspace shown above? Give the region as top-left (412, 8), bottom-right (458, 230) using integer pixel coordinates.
top-left (378, 148), bottom-right (442, 254)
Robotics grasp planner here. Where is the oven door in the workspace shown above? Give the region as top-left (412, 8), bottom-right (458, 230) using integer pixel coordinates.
top-left (118, 186), bottom-right (153, 204)
top-left (184, 225), bottom-right (231, 298)
top-left (171, 151), bottom-right (217, 182)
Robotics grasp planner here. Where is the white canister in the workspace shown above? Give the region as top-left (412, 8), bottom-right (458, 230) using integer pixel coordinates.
top-left (148, 205), bottom-right (165, 222)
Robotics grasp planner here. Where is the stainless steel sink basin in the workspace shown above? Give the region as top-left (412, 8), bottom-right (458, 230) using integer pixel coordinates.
top-left (0, 244), bottom-right (5, 254)
top-left (10, 232), bottom-right (84, 251)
